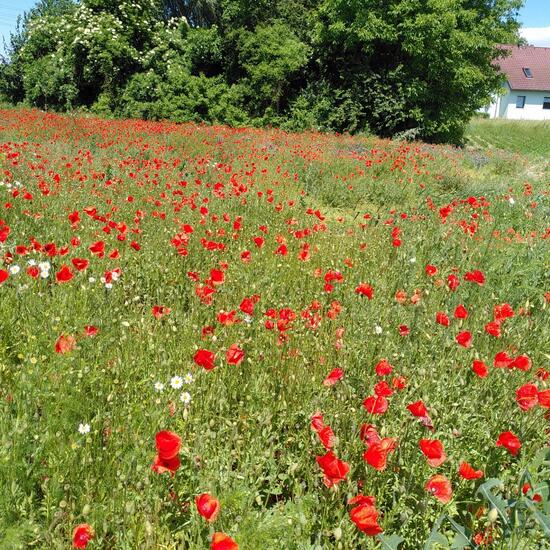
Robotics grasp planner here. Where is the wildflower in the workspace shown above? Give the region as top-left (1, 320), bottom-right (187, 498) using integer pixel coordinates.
top-left (196, 493), bottom-right (220, 522)
top-left (420, 439), bottom-right (447, 467)
top-left (194, 349), bottom-right (216, 370)
top-left (78, 423), bottom-right (90, 435)
top-left (154, 381), bottom-right (165, 392)
top-left (152, 431), bottom-right (181, 475)
top-left (348, 495), bottom-right (383, 535)
top-left (496, 431), bottom-right (521, 456)
top-left (55, 334), bottom-right (76, 354)
top-left (425, 474), bottom-right (452, 503)
top-left (72, 523), bottom-right (94, 548)
top-left (323, 368), bottom-right (344, 386)
top-left (211, 532), bottom-right (238, 550)
top-left (458, 461), bottom-right (484, 480)
top-left (170, 376), bottom-right (183, 389)
top-left (316, 450), bottom-right (350, 487)
top-left (180, 391), bottom-right (191, 405)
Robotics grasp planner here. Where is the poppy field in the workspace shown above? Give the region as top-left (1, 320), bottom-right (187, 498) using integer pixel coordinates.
top-left (0, 109), bottom-right (549, 549)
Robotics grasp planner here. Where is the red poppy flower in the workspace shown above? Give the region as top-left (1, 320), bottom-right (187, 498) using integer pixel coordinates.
top-left (472, 359), bottom-right (489, 378)
top-left (454, 304), bottom-right (468, 319)
top-left (355, 283), bottom-right (374, 299)
top-left (359, 424), bottom-right (381, 446)
top-left (152, 305), bottom-right (171, 319)
top-left (323, 367), bottom-right (343, 386)
top-left (494, 351), bottom-right (514, 368)
top-left (317, 425), bottom-right (336, 449)
top-left (455, 331), bottom-right (472, 348)
top-left (375, 359), bottom-right (393, 376)
top-left (155, 431), bottom-right (181, 459)
top-left (56, 264), bottom-right (74, 283)
top-left (72, 523), bottom-right (94, 548)
top-left (464, 270), bottom-right (485, 285)
top-left (374, 380), bottom-right (393, 397)
top-left (151, 454), bottom-right (181, 475)
top-left (398, 324), bottom-right (410, 336)
top-left (348, 497), bottom-right (383, 535)
top-left (0, 269), bottom-right (10, 285)
top-left (511, 355), bottom-right (531, 371)
top-left (84, 325), bottom-right (98, 337)
top-left (484, 321), bottom-right (501, 337)
top-left (458, 461), bottom-right (484, 480)
top-left (89, 240), bottom-right (105, 257)
top-left (516, 383), bottom-right (538, 411)
top-left (494, 303), bottom-right (514, 321)
top-left (496, 431), bottom-right (521, 456)
top-left (363, 395), bottom-right (388, 415)
top-left (425, 474), bottom-right (453, 503)
top-left (419, 439), bottom-right (447, 467)
top-left (392, 375), bottom-right (407, 390)
top-left (363, 437), bottom-right (397, 471)
top-left (194, 349), bottom-right (216, 370)
top-left (425, 264), bottom-right (438, 276)
top-left (71, 257), bottom-right (89, 271)
top-left (538, 390), bottom-right (550, 408)
top-left (55, 334), bottom-right (76, 354)
top-left (211, 532), bottom-right (238, 550)
top-left (447, 274), bottom-right (460, 291)
top-left (226, 344), bottom-right (244, 366)
top-left (316, 451), bottom-right (350, 487)
top-left (435, 312), bottom-right (450, 327)
top-left (196, 493), bottom-right (220, 522)
top-left (407, 400), bottom-right (428, 418)
top-left (311, 411), bottom-right (324, 432)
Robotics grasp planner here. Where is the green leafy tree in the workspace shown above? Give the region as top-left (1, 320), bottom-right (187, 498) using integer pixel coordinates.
top-left (314, 0), bottom-right (523, 142)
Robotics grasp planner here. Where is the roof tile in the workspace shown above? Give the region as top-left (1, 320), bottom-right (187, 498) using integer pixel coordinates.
top-left (497, 45), bottom-right (550, 91)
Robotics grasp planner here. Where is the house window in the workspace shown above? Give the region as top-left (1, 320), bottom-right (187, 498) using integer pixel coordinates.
top-left (523, 68), bottom-right (533, 78)
top-left (516, 96), bottom-right (526, 109)
top-left (544, 98), bottom-right (550, 110)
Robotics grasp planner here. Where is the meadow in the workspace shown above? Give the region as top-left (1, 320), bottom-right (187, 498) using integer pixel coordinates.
top-left (0, 109), bottom-right (549, 549)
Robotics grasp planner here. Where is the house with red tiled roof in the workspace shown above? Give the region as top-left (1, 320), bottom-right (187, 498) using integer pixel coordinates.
top-left (483, 45), bottom-right (550, 120)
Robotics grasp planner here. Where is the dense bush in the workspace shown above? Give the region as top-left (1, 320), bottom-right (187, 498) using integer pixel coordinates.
top-left (0, 0), bottom-right (523, 143)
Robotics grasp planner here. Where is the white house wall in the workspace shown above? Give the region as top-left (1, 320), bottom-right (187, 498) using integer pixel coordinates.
top-left (501, 89), bottom-right (550, 120)
top-left (482, 84), bottom-right (550, 120)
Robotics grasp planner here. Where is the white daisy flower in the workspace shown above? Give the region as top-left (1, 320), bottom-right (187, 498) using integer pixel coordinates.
top-left (105, 283), bottom-right (113, 290)
top-left (9, 265), bottom-right (20, 275)
top-left (40, 270), bottom-right (50, 279)
top-left (27, 259), bottom-right (37, 266)
top-left (154, 381), bottom-right (165, 392)
top-left (38, 261), bottom-right (50, 271)
top-left (374, 325), bottom-right (383, 335)
top-left (183, 372), bottom-right (193, 384)
top-left (88, 277), bottom-right (96, 283)
top-left (78, 423), bottom-right (90, 434)
top-left (508, 197), bottom-right (515, 206)
top-left (170, 375), bottom-right (183, 389)
top-left (180, 391), bottom-right (191, 405)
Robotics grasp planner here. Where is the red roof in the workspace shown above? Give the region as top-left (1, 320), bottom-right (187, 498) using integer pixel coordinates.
top-left (496, 45), bottom-right (550, 91)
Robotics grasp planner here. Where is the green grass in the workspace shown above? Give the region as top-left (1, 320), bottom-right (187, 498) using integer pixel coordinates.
top-left (467, 118), bottom-right (550, 158)
top-left (0, 108), bottom-right (549, 549)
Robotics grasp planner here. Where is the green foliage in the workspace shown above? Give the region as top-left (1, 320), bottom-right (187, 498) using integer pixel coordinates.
top-left (0, 0), bottom-right (525, 143)
top-left (425, 449), bottom-right (550, 548)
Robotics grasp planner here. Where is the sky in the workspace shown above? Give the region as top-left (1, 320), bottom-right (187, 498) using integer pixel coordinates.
top-left (0, 0), bottom-right (549, 51)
